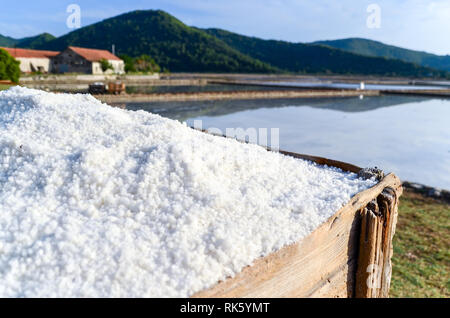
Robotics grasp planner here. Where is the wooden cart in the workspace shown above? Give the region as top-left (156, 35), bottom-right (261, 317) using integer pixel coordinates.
top-left (193, 150), bottom-right (402, 298)
top-left (107, 81), bottom-right (126, 95)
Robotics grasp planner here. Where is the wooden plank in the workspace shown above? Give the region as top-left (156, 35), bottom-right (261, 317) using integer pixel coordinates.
top-left (355, 187), bottom-right (401, 297)
top-left (278, 150), bottom-right (362, 173)
top-left (193, 173), bottom-right (402, 298)
top-left (190, 131), bottom-right (402, 297)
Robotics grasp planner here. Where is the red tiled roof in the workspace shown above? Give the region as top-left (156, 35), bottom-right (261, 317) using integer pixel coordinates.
top-left (68, 46), bottom-right (121, 62)
top-left (0, 47), bottom-right (60, 59)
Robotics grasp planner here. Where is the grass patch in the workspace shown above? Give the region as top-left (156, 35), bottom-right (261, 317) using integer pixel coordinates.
top-left (0, 84), bottom-right (13, 91)
top-left (390, 188), bottom-right (450, 297)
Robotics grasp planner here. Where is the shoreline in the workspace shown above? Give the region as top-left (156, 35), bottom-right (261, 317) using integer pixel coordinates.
top-left (95, 89), bottom-right (379, 102)
top-left (382, 89), bottom-right (450, 98)
top-left (93, 87), bottom-right (450, 103)
top-left (402, 181), bottom-right (450, 204)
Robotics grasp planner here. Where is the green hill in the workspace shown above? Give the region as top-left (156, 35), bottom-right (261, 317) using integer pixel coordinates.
top-left (16, 33), bottom-right (55, 49)
top-left (0, 34), bottom-right (18, 47)
top-left (314, 38), bottom-right (450, 72)
top-left (9, 9), bottom-right (448, 77)
top-left (204, 28), bottom-right (448, 77)
top-left (0, 33), bottom-right (55, 49)
top-left (35, 10), bottom-right (277, 73)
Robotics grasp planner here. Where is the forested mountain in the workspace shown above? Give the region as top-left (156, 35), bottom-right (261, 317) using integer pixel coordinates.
top-left (34, 10), bottom-right (277, 73)
top-left (314, 38), bottom-right (450, 72)
top-left (0, 34), bottom-right (18, 47)
top-left (205, 28), bottom-right (447, 77)
top-left (0, 33), bottom-right (55, 49)
top-left (16, 33), bottom-right (55, 49)
top-left (4, 9), bottom-right (446, 77)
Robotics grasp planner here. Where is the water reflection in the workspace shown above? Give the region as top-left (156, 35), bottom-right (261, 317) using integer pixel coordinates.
top-left (119, 95), bottom-right (450, 189)
top-left (125, 84), bottom-right (291, 94)
top-left (120, 95), bottom-right (430, 121)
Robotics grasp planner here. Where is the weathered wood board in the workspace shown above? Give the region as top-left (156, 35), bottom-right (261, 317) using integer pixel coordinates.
top-left (193, 151), bottom-right (402, 298)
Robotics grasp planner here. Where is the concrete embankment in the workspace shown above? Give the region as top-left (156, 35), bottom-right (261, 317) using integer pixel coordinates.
top-left (95, 89), bottom-right (379, 103)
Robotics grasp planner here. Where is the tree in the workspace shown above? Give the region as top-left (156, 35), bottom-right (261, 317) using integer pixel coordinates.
top-left (134, 54), bottom-right (161, 73)
top-left (118, 53), bottom-right (161, 74)
top-left (99, 59), bottom-right (113, 72)
top-left (118, 54), bottom-right (136, 73)
top-left (0, 48), bottom-right (20, 83)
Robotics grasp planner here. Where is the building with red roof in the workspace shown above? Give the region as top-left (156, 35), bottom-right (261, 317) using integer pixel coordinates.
top-left (52, 46), bottom-right (124, 74)
top-left (0, 47), bottom-right (60, 73)
top-left (1, 46), bottom-right (125, 75)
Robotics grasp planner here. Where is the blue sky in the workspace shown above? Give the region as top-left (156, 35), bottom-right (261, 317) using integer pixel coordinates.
top-left (1, 0), bottom-right (449, 55)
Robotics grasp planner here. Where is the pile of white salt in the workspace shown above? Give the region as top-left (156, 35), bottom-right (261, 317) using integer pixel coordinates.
top-left (0, 87), bottom-right (376, 297)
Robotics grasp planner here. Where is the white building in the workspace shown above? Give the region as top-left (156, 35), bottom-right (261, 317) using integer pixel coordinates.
top-left (1, 47), bottom-right (59, 73)
top-left (52, 46), bottom-right (125, 75)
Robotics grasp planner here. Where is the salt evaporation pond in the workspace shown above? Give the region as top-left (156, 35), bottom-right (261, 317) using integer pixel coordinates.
top-left (122, 95), bottom-right (450, 190)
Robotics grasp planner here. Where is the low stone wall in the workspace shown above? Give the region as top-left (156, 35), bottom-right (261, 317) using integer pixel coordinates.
top-left (20, 73), bottom-right (161, 84)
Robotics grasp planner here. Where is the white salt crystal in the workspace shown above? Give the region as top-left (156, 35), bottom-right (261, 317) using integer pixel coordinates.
top-left (0, 87), bottom-right (376, 297)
